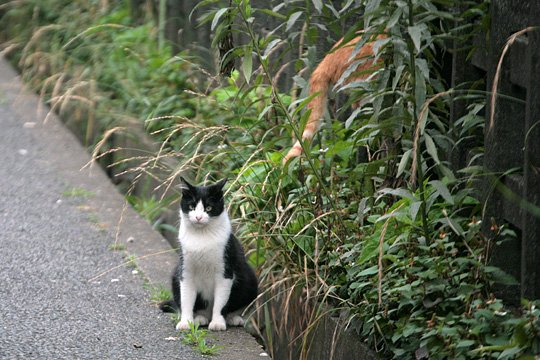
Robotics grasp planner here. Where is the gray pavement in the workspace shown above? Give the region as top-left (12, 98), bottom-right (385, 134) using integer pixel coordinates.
top-left (0, 57), bottom-right (265, 359)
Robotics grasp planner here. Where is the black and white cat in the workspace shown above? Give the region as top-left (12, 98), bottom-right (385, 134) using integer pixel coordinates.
top-left (160, 177), bottom-right (258, 331)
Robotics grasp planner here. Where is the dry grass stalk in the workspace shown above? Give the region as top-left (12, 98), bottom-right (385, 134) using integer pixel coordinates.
top-left (489, 27), bottom-right (537, 132)
top-left (61, 23), bottom-right (128, 50)
top-left (88, 248), bottom-right (177, 283)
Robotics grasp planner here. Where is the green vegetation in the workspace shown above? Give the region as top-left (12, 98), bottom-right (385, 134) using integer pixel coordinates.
top-left (62, 187), bottom-right (94, 198)
top-left (180, 322), bottom-right (222, 356)
top-left (108, 243), bottom-right (127, 251)
top-left (125, 254), bottom-right (138, 270)
top-left (2, 0), bottom-right (539, 359)
top-left (147, 284), bottom-right (173, 304)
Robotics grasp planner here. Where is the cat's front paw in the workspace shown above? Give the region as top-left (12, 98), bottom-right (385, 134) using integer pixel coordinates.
top-left (208, 316), bottom-right (227, 331)
top-left (194, 314), bottom-right (209, 326)
top-left (176, 320), bottom-right (191, 331)
top-left (226, 314), bottom-right (245, 327)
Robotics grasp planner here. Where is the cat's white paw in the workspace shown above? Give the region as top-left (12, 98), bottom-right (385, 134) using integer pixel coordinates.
top-left (194, 314), bottom-right (209, 326)
top-left (226, 314), bottom-right (245, 327)
top-left (208, 316), bottom-right (227, 331)
top-left (176, 320), bottom-right (191, 331)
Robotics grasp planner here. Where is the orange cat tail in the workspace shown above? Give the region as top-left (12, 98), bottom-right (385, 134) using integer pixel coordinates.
top-left (283, 60), bottom-right (331, 163)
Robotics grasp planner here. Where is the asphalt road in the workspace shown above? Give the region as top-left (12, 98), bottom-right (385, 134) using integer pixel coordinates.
top-left (0, 53), bottom-right (266, 360)
top-left (0, 61), bottom-right (204, 359)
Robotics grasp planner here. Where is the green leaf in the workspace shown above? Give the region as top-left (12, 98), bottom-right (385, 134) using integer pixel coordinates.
top-left (242, 46), bottom-right (253, 84)
top-left (484, 266), bottom-right (519, 286)
top-left (424, 133), bottom-right (440, 164)
top-left (356, 265), bottom-right (379, 277)
top-left (409, 201), bottom-right (422, 221)
top-left (211, 8), bottom-right (229, 31)
top-left (286, 11), bottom-right (303, 32)
top-left (387, 7), bottom-right (403, 29)
top-left (397, 148), bottom-right (412, 177)
top-left (415, 66), bottom-right (427, 114)
top-left (430, 180), bottom-right (454, 205)
top-left (311, 0), bottom-right (323, 13)
top-left (392, 64), bottom-right (405, 91)
top-left (263, 39), bottom-right (282, 59)
top-left (408, 25), bottom-right (423, 52)
top-left (258, 9), bottom-right (287, 19)
top-left (380, 187), bottom-right (415, 201)
top-left (358, 240), bottom-right (379, 264)
top-left (440, 217), bottom-right (464, 236)
top-left (498, 347), bottom-right (523, 359)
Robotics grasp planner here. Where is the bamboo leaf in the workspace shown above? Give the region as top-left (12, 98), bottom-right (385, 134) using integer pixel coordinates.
top-left (211, 8), bottom-right (229, 31)
top-left (380, 187), bottom-right (415, 201)
top-left (286, 11), bottom-right (303, 32)
top-left (424, 133), bottom-right (440, 165)
top-left (263, 39), bottom-right (282, 59)
top-left (440, 217), bottom-right (464, 236)
top-left (242, 47), bottom-right (253, 84)
top-left (387, 8), bottom-right (402, 29)
top-left (392, 64), bottom-right (405, 91)
top-left (408, 25), bottom-right (423, 52)
top-left (312, 0), bottom-right (323, 13)
top-left (430, 180), bottom-right (454, 205)
top-left (397, 148), bottom-right (412, 177)
top-left (409, 201), bottom-right (422, 221)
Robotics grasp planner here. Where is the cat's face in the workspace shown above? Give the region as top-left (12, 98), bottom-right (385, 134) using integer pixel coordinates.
top-left (179, 177), bottom-right (227, 228)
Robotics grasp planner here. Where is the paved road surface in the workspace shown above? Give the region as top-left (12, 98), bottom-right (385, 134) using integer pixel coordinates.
top-left (0, 57), bottom-right (264, 360)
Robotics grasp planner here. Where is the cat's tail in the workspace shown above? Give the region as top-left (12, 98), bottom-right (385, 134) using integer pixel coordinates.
top-left (159, 300), bottom-right (178, 313)
top-left (283, 56), bottom-right (332, 163)
top-left (283, 34), bottom-right (383, 164)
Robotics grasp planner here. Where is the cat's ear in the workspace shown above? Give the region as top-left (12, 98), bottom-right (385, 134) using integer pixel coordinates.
top-left (179, 177), bottom-right (195, 193)
top-left (214, 178), bottom-right (227, 192)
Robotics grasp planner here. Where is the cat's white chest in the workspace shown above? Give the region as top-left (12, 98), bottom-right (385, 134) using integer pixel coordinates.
top-left (179, 212), bottom-right (231, 301)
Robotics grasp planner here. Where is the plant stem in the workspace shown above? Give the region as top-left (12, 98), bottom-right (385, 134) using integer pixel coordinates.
top-left (236, 2), bottom-right (338, 216)
top-left (407, 0), bottom-right (429, 240)
top-left (158, 0), bottom-right (166, 52)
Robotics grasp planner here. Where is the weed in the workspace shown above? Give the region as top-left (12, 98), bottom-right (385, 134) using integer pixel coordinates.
top-left (147, 284), bottom-right (172, 304)
top-left (62, 187), bottom-right (94, 198)
top-left (108, 243), bottom-right (127, 251)
top-left (125, 254), bottom-right (137, 270)
top-left (180, 322), bottom-right (222, 356)
top-left (87, 213), bottom-right (100, 224)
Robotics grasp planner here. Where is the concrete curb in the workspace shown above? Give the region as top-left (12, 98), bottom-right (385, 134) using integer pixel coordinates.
top-left (0, 56), bottom-right (266, 360)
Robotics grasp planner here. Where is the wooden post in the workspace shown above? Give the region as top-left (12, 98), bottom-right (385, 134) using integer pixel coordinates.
top-left (484, 0), bottom-right (529, 305)
top-left (522, 4), bottom-right (540, 300)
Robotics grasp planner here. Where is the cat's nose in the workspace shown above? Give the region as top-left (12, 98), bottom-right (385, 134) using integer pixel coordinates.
top-left (195, 215), bottom-right (202, 222)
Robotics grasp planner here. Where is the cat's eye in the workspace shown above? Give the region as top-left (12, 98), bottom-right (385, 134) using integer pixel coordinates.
top-left (205, 206), bottom-right (212, 212)
top-left (189, 204), bottom-right (195, 210)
